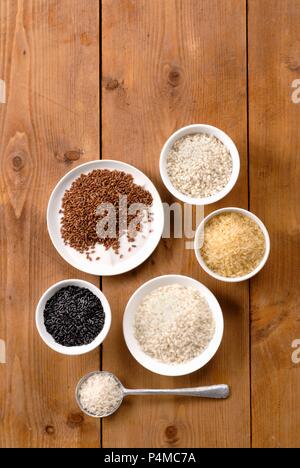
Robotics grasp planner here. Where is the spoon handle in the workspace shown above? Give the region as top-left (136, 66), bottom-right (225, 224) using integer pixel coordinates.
top-left (124, 384), bottom-right (230, 399)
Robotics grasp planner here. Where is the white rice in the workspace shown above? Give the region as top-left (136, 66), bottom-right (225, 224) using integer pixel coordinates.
top-left (78, 373), bottom-right (123, 417)
top-left (166, 133), bottom-right (232, 199)
top-left (134, 284), bottom-right (215, 364)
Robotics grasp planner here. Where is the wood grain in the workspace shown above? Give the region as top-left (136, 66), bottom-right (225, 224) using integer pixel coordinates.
top-left (1, 0), bottom-right (297, 449)
top-left (249, 0), bottom-right (300, 448)
top-left (102, 0), bottom-right (249, 448)
top-left (0, 0), bottom-right (100, 448)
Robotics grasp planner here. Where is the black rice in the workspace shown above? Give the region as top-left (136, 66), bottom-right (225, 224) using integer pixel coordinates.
top-left (44, 286), bottom-right (105, 347)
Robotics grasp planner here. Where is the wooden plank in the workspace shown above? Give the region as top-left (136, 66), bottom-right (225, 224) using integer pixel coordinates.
top-left (249, 0), bottom-right (300, 448)
top-left (0, 0), bottom-right (100, 448)
top-left (102, 0), bottom-right (249, 448)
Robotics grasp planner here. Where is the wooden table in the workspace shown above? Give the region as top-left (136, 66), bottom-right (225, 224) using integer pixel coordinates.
top-left (0, 0), bottom-right (299, 448)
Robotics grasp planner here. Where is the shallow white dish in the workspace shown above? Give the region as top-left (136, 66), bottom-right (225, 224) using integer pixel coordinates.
top-left (36, 279), bottom-right (111, 356)
top-left (160, 124), bottom-right (240, 205)
top-left (194, 207), bottom-right (270, 283)
top-left (123, 275), bottom-right (224, 377)
top-left (47, 160), bottom-right (164, 276)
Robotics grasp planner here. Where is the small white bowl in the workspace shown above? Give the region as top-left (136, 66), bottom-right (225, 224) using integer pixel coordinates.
top-left (36, 279), bottom-right (111, 355)
top-left (194, 207), bottom-right (270, 283)
top-left (160, 124), bottom-right (240, 205)
top-left (123, 275), bottom-right (224, 377)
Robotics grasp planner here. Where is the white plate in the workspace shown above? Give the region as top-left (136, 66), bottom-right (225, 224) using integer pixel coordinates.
top-left (123, 275), bottom-right (224, 376)
top-left (47, 160), bottom-right (164, 276)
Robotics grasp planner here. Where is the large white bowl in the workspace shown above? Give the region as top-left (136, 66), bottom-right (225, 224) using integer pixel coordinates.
top-left (160, 124), bottom-right (240, 205)
top-left (36, 279), bottom-right (111, 355)
top-left (123, 275), bottom-right (224, 377)
top-left (47, 160), bottom-right (164, 276)
top-left (194, 207), bottom-right (271, 283)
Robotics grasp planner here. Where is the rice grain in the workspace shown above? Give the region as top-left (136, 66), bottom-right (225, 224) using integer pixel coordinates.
top-left (134, 284), bottom-right (215, 364)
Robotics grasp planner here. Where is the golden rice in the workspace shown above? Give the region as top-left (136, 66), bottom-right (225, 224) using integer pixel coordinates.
top-left (200, 212), bottom-right (265, 278)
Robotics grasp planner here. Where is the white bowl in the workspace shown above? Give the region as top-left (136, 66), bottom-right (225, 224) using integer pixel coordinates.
top-left (194, 207), bottom-right (270, 283)
top-left (36, 279), bottom-right (111, 355)
top-left (160, 124), bottom-right (240, 205)
top-left (47, 160), bottom-right (164, 276)
top-left (123, 275), bottom-right (224, 377)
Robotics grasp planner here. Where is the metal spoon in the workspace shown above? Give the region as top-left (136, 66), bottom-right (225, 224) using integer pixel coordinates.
top-left (76, 371), bottom-right (230, 418)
